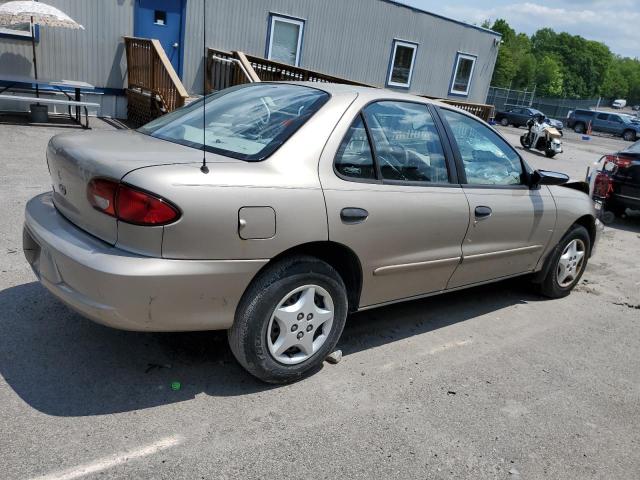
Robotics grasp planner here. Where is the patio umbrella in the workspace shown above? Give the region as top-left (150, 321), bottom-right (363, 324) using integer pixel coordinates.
top-left (0, 1), bottom-right (84, 98)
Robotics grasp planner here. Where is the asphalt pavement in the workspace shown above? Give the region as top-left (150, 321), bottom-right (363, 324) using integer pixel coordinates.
top-left (1, 116), bottom-right (638, 479)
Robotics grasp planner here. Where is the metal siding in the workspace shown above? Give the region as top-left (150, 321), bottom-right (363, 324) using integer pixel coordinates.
top-left (0, 0), bottom-right (497, 107)
top-left (0, 0), bottom-right (132, 90)
top-left (183, 0), bottom-right (498, 102)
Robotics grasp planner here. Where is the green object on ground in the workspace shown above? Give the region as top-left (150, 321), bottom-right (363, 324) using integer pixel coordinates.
top-left (170, 381), bottom-right (181, 391)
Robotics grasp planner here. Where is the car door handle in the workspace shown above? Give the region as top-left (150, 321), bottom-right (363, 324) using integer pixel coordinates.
top-left (340, 207), bottom-right (369, 224)
top-left (474, 206), bottom-right (492, 219)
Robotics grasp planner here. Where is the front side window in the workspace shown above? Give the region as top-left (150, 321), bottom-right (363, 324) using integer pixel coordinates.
top-left (139, 83), bottom-right (329, 161)
top-left (450, 53), bottom-right (476, 96)
top-left (441, 109), bottom-right (523, 186)
top-left (387, 40), bottom-right (418, 88)
top-left (267, 14), bottom-right (304, 66)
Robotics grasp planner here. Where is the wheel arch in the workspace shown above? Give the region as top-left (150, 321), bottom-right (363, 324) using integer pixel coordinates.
top-left (533, 215), bottom-right (596, 283)
top-left (250, 241), bottom-right (363, 313)
top-left (574, 214), bottom-right (597, 253)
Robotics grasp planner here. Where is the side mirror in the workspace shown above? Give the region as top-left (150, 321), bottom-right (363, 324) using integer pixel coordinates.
top-left (530, 169), bottom-right (570, 187)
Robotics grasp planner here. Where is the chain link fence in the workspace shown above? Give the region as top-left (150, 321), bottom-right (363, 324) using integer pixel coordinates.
top-left (486, 86), bottom-right (602, 120)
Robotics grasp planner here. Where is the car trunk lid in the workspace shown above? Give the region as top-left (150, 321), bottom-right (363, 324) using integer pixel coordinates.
top-left (47, 130), bottom-right (206, 244)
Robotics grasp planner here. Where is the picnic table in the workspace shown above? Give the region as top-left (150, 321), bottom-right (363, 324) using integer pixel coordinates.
top-left (0, 73), bottom-right (99, 128)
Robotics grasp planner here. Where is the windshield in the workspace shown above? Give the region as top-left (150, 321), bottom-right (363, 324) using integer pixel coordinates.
top-left (622, 140), bottom-right (640, 154)
top-left (139, 83), bottom-right (330, 161)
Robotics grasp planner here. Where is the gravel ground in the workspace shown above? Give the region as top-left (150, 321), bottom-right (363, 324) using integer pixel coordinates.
top-left (0, 115), bottom-right (638, 480)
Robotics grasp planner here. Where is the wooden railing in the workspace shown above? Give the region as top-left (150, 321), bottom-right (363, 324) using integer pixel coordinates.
top-left (440, 99), bottom-right (494, 122)
top-left (205, 48), bottom-right (255, 93)
top-left (205, 50), bottom-right (493, 122)
top-left (240, 53), bottom-right (372, 86)
top-left (124, 36), bottom-right (189, 120)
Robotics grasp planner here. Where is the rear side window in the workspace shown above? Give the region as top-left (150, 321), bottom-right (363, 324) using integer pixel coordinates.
top-left (139, 83), bottom-right (329, 161)
top-left (441, 109), bottom-right (523, 186)
top-left (596, 113), bottom-right (609, 121)
top-left (334, 101), bottom-right (450, 184)
top-left (577, 110), bottom-right (595, 118)
top-left (363, 101), bottom-right (449, 183)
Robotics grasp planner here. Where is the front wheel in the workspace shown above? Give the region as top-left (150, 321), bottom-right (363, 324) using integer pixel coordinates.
top-left (520, 134), bottom-right (532, 149)
top-left (623, 130), bottom-right (637, 142)
top-left (228, 255), bottom-right (348, 384)
top-left (545, 149), bottom-right (557, 158)
top-left (537, 225), bottom-right (590, 298)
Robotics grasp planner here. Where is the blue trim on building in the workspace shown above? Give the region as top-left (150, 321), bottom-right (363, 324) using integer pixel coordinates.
top-left (265, 12), bottom-right (306, 67)
top-left (380, 0), bottom-right (501, 37)
top-left (0, 24), bottom-right (40, 42)
top-left (385, 38), bottom-right (419, 90)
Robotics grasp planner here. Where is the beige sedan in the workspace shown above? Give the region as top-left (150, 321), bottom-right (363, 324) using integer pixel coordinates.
top-left (23, 82), bottom-right (600, 383)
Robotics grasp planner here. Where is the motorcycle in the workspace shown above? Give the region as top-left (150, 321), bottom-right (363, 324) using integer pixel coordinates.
top-left (520, 114), bottom-right (563, 158)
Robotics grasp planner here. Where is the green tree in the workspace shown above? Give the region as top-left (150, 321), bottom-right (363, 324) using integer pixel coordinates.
top-left (536, 55), bottom-right (564, 96)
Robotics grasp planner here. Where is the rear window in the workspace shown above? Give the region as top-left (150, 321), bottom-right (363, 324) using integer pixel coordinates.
top-left (622, 140), bottom-right (640, 154)
top-left (139, 83), bottom-right (330, 161)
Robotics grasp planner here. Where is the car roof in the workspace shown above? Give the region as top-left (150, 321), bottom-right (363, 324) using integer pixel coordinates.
top-left (278, 81), bottom-right (453, 109)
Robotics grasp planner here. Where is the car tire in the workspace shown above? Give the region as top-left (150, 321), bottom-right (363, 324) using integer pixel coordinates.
top-left (537, 225), bottom-right (591, 299)
top-left (609, 205), bottom-right (627, 218)
top-left (623, 130), bottom-right (637, 142)
top-left (228, 255), bottom-right (348, 384)
top-left (545, 149), bottom-right (556, 158)
top-left (500, 118), bottom-right (509, 127)
top-left (574, 123), bottom-right (585, 134)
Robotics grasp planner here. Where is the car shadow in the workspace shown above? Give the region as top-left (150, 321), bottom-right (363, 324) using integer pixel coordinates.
top-left (0, 279), bottom-right (544, 417)
top-left (604, 210), bottom-right (640, 233)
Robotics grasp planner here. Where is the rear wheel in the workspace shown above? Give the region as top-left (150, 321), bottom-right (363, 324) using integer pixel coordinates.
top-left (574, 123), bottom-right (585, 134)
top-left (500, 118), bottom-right (509, 127)
top-left (623, 129), bottom-right (637, 142)
top-left (228, 255), bottom-right (348, 384)
top-left (537, 225), bottom-right (590, 298)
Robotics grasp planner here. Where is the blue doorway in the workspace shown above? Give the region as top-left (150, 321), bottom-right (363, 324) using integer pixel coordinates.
top-left (134, 0), bottom-right (185, 76)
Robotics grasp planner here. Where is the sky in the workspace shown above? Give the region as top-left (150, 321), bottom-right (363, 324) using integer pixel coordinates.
top-left (398, 0), bottom-right (640, 58)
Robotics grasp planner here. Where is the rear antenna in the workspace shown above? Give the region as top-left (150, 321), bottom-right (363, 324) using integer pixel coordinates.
top-left (200, 0), bottom-right (209, 174)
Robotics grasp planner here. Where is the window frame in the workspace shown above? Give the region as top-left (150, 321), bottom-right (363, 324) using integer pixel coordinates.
top-left (449, 52), bottom-right (477, 97)
top-left (436, 105), bottom-right (532, 189)
top-left (265, 13), bottom-right (305, 67)
top-left (386, 39), bottom-right (419, 89)
top-left (0, 23), bottom-right (39, 41)
top-left (332, 99), bottom-right (459, 187)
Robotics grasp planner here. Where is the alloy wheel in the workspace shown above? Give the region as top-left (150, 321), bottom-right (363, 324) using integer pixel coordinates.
top-left (557, 239), bottom-right (586, 288)
top-left (267, 285), bottom-right (334, 365)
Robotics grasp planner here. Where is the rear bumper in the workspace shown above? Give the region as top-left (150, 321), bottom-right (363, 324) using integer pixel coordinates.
top-left (23, 193), bottom-right (267, 331)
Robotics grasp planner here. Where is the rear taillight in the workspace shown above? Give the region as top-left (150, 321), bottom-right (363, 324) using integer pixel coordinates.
top-left (604, 155), bottom-right (634, 169)
top-left (88, 178), bottom-right (118, 216)
top-left (593, 172), bottom-right (613, 199)
top-left (87, 179), bottom-right (180, 226)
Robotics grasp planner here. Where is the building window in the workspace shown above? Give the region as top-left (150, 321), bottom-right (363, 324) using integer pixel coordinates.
top-left (449, 53), bottom-right (476, 96)
top-left (267, 14), bottom-right (304, 66)
top-left (387, 40), bottom-right (418, 88)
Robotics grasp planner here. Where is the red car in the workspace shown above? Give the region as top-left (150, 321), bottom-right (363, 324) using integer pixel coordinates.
top-left (592, 140), bottom-right (640, 219)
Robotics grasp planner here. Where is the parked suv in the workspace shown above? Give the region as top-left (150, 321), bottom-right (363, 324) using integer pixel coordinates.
top-left (566, 109), bottom-right (640, 141)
